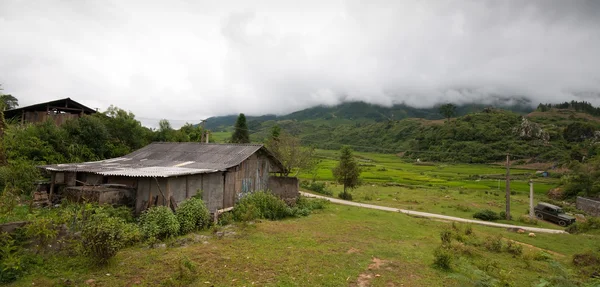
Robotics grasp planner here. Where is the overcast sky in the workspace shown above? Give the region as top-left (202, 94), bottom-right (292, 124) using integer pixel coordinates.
top-left (1, 0), bottom-right (600, 127)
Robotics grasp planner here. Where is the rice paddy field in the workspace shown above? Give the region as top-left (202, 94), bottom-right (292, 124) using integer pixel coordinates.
top-left (298, 149), bottom-right (566, 229)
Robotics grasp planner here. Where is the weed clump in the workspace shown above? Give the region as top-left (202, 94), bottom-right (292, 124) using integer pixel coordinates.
top-left (505, 240), bottom-right (523, 256)
top-left (440, 230), bottom-right (452, 246)
top-left (484, 235), bottom-right (503, 252)
top-left (176, 197), bottom-right (211, 234)
top-left (566, 217), bottom-right (600, 234)
top-left (139, 206), bottom-right (180, 240)
top-left (433, 247), bottom-right (453, 270)
top-left (473, 209), bottom-right (500, 221)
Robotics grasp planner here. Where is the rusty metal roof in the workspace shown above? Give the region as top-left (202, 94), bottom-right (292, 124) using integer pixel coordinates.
top-left (39, 143), bottom-right (278, 177)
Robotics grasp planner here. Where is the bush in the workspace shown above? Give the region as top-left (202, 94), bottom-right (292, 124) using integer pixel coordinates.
top-left (338, 191), bottom-right (353, 201)
top-left (0, 233), bottom-right (25, 283)
top-left (484, 235), bottom-right (503, 252)
top-left (518, 215), bottom-right (538, 225)
top-left (473, 210), bottom-right (500, 221)
top-left (176, 197), bottom-right (211, 234)
top-left (566, 217), bottom-right (600, 234)
top-left (94, 205), bottom-right (135, 223)
top-left (23, 217), bottom-right (58, 254)
top-left (139, 206), bottom-right (180, 240)
top-left (233, 191), bottom-right (291, 221)
top-left (433, 247), bottom-right (452, 270)
top-left (80, 214), bottom-right (137, 265)
top-left (505, 240), bottom-right (523, 256)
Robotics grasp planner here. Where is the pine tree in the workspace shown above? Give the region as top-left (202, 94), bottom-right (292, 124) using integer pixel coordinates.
top-left (231, 113), bottom-right (250, 143)
top-left (332, 146), bottom-right (361, 200)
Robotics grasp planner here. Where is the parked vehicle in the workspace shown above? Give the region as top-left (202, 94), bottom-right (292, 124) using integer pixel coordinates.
top-left (534, 202), bottom-right (576, 226)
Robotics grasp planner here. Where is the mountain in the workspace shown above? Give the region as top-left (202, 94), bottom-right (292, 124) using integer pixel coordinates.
top-left (204, 100), bottom-right (535, 130)
top-left (204, 100), bottom-right (600, 164)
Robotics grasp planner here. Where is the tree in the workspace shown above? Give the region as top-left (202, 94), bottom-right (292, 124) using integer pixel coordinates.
top-left (332, 146), bottom-right (361, 200)
top-left (270, 125), bottom-right (281, 141)
top-left (439, 103), bottom-right (456, 122)
top-left (0, 85), bottom-right (18, 111)
top-left (266, 132), bottom-right (315, 177)
top-left (231, 113), bottom-right (250, 143)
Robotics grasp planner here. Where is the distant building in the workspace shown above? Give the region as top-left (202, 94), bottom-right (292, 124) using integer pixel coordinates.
top-left (39, 142), bottom-right (298, 213)
top-left (4, 98), bottom-right (96, 125)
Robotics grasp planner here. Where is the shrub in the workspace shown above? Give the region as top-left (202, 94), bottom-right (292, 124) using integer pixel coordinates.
top-left (233, 191), bottom-right (291, 221)
top-left (566, 217), bottom-right (600, 234)
top-left (217, 211), bottom-right (234, 226)
top-left (505, 240), bottom-right (523, 256)
top-left (572, 251), bottom-right (600, 267)
top-left (80, 214), bottom-right (135, 265)
top-left (473, 210), bottom-right (500, 221)
top-left (433, 247), bottom-right (452, 270)
top-left (94, 205), bottom-right (135, 223)
top-left (338, 191), bottom-right (353, 201)
top-left (0, 233), bottom-right (24, 283)
top-left (23, 217), bottom-right (58, 254)
top-left (139, 206), bottom-right (180, 240)
top-left (518, 215), bottom-right (538, 225)
top-left (176, 197), bottom-right (211, 234)
top-left (484, 235), bottom-right (503, 252)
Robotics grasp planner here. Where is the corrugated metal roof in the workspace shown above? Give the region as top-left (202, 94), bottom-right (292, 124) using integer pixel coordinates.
top-left (39, 143), bottom-right (273, 177)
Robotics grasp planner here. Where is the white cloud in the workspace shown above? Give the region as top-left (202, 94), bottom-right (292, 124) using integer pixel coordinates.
top-left (1, 0), bottom-right (599, 128)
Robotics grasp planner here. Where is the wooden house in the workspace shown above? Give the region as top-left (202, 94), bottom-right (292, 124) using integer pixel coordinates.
top-left (39, 143), bottom-right (298, 213)
top-left (4, 98), bottom-right (96, 125)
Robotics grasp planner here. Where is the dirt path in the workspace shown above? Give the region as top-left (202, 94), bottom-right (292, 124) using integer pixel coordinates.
top-left (300, 191), bottom-right (567, 234)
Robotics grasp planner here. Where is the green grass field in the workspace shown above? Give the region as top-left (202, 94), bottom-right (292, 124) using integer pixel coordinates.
top-left (210, 131), bottom-right (232, 143)
top-left (8, 149), bottom-right (598, 286)
top-left (298, 150), bottom-right (564, 228)
top-left (10, 204), bottom-right (599, 286)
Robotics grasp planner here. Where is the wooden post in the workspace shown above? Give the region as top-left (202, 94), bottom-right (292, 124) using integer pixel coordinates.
top-left (166, 178), bottom-right (172, 207)
top-left (153, 177), bottom-right (167, 206)
top-left (185, 176), bottom-right (189, 199)
top-left (505, 153), bottom-right (511, 220)
top-left (48, 173), bottom-right (56, 204)
top-left (146, 178), bottom-right (153, 209)
top-left (529, 179), bottom-right (534, 218)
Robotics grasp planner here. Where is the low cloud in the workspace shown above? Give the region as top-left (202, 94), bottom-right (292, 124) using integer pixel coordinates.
top-left (1, 0), bottom-right (599, 127)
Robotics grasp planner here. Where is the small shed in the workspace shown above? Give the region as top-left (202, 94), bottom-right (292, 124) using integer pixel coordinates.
top-left (39, 143), bottom-right (298, 213)
top-left (4, 98), bottom-right (96, 125)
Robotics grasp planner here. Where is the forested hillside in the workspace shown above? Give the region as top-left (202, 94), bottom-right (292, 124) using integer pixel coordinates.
top-left (210, 101), bottom-right (600, 164)
top-left (205, 100), bottom-right (535, 130)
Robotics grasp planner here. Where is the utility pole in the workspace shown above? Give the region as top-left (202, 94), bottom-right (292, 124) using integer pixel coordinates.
top-left (505, 153), bottom-right (511, 220)
top-left (199, 119), bottom-right (206, 143)
top-left (529, 179), bottom-right (534, 218)
top-left (205, 130), bottom-right (209, 143)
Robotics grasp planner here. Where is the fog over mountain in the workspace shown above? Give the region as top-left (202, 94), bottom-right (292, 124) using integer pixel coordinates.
top-left (1, 0), bottom-right (599, 127)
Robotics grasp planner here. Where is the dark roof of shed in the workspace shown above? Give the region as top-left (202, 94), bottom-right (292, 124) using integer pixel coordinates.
top-left (39, 142), bottom-right (283, 177)
top-left (4, 98), bottom-right (96, 118)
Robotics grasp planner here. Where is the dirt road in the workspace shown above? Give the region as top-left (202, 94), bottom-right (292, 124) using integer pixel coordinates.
top-left (300, 191), bottom-right (567, 234)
